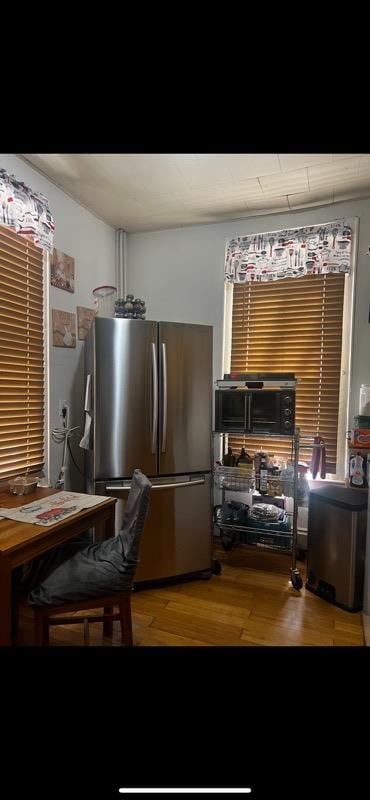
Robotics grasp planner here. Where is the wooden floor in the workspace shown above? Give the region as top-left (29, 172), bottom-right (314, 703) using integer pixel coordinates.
top-left (15, 547), bottom-right (365, 646)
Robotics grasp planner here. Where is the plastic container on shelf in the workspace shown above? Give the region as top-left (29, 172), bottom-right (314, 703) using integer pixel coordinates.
top-left (354, 415), bottom-right (370, 429)
top-left (359, 384), bottom-right (370, 416)
top-left (92, 286), bottom-right (117, 317)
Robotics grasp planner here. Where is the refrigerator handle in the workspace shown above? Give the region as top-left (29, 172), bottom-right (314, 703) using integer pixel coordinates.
top-left (151, 342), bottom-right (158, 454)
top-left (106, 478), bottom-right (205, 492)
top-left (152, 479), bottom-right (205, 490)
top-left (161, 341), bottom-right (168, 453)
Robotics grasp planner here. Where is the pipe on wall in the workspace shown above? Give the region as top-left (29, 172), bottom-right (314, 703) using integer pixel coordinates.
top-left (116, 228), bottom-right (127, 299)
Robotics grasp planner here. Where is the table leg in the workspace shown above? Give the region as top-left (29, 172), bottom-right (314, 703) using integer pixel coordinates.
top-left (0, 558), bottom-right (12, 646)
top-left (105, 504), bottom-right (116, 539)
top-left (102, 505), bottom-right (116, 637)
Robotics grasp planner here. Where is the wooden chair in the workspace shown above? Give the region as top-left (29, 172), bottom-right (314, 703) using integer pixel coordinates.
top-left (30, 470), bottom-right (151, 646)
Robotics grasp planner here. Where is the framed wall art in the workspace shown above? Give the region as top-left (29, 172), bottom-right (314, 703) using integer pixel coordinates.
top-left (77, 306), bottom-right (96, 340)
top-left (52, 309), bottom-right (76, 348)
top-left (50, 248), bottom-right (75, 292)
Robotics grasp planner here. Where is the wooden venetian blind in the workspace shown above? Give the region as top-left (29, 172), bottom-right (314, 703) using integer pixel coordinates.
top-left (0, 225), bottom-right (44, 481)
top-left (229, 273), bottom-right (345, 473)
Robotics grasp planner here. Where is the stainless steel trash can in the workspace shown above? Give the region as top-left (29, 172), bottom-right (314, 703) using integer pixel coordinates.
top-left (306, 485), bottom-right (368, 611)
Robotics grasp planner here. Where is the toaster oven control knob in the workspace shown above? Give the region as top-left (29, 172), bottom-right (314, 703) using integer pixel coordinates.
top-left (284, 421), bottom-right (292, 431)
top-left (284, 408), bottom-right (292, 417)
top-left (284, 396), bottom-right (292, 405)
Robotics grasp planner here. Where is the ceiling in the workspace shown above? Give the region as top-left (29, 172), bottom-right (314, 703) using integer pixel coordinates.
top-left (19, 153), bottom-right (370, 233)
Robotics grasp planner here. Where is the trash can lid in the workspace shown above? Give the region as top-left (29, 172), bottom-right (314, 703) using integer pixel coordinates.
top-left (310, 484), bottom-right (368, 510)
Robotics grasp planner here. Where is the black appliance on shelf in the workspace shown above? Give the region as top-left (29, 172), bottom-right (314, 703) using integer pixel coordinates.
top-left (215, 373), bottom-right (296, 436)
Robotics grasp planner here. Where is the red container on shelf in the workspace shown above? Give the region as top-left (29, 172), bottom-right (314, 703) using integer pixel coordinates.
top-left (350, 429), bottom-right (370, 448)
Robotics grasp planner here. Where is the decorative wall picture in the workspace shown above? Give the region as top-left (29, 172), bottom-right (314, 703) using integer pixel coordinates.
top-left (52, 309), bottom-right (76, 348)
top-left (50, 248), bottom-right (75, 292)
top-left (77, 306), bottom-right (96, 340)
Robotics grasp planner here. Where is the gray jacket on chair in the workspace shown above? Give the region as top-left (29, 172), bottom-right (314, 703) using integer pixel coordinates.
top-left (28, 469), bottom-right (151, 607)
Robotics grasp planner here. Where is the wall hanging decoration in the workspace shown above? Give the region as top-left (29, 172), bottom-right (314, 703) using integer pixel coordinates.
top-left (50, 248), bottom-right (75, 292)
top-left (0, 167), bottom-right (54, 252)
top-left (224, 220), bottom-right (352, 283)
top-left (52, 309), bottom-right (76, 348)
top-left (77, 306), bottom-right (96, 340)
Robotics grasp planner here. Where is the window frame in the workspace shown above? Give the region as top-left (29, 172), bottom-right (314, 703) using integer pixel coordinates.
top-left (0, 224), bottom-right (49, 486)
top-left (222, 217), bottom-right (358, 482)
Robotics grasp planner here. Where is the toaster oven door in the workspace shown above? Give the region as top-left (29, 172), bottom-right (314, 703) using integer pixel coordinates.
top-left (250, 390), bottom-right (282, 434)
top-left (215, 390), bottom-right (249, 432)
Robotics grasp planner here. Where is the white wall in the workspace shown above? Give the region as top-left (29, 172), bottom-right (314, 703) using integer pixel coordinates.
top-left (0, 154), bottom-right (116, 489)
top-left (126, 198), bottom-right (370, 428)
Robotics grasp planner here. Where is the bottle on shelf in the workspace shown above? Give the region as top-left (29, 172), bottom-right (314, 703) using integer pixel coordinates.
top-left (254, 450), bottom-right (266, 493)
top-left (236, 447), bottom-right (252, 466)
top-left (236, 447), bottom-right (253, 478)
top-left (259, 452), bottom-right (268, 495)
top-left (349, 452), bottom-right (368, 488)
top-left (223, 448), bottom-right (236, 467)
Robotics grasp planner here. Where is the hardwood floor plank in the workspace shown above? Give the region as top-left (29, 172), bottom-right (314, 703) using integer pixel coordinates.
top-left (133, 627), bottom-right (208, 646)
top-left (148, 589), bottom-right (253, 620)
top-left (14, 552), bottom-right (365, 647)
top-left (241, 614), bottom-right (334, 646)
top-left (333, 633), bottom-right (364, 646)
top-left (164, 599), bottom-right (251, 629)
top-left (149, 609), bottom-right (246, 645)
top-left (132, 611), bottom-right (154, 628)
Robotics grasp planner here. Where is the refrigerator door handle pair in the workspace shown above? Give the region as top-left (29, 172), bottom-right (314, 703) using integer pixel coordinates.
top-left (106, 478), bottom-right (206, 493)
top-left (161, 342), bottom-right (167, 453)
top-left (151, 343), bottom-right (158, 454)
top-left (151, 341), bottom-right (168, 454)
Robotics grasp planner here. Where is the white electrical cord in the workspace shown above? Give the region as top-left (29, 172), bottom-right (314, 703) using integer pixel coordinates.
top-left (51, 424), bottom-right (80, 489)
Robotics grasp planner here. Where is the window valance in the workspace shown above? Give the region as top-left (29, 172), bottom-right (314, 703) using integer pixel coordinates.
top-left (0, 168), bottom-right (54, 252)
top-left (225, 220), bottom-right (352, 283)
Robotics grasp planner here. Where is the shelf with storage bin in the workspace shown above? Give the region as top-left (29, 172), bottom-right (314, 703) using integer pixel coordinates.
top-left (212, 429), bottom-right (302, 590)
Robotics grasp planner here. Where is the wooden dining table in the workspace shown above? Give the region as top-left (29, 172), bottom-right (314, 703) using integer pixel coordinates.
top-left (0, 486), bottom-right (116, 646)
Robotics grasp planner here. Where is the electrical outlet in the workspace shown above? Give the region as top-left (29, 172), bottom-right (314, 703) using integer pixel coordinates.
top-left (58, 401), bottom-right (69, 428)
top-left (63, 405), bottom-right (69, 428)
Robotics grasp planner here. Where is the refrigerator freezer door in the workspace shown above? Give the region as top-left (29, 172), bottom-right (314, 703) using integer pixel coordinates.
top-left (94, 317), bottom-right (158, 479)
top-left (98, 474), bottom-right (212, 583)
top-left (158, 322), bottom-right (212, 475)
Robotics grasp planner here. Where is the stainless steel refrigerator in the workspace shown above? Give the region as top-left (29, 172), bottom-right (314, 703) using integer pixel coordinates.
top-left (84, 317), bottom-right (213, 585)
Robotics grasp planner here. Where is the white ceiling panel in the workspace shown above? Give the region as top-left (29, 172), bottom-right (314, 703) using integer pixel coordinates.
top-left (287, 191), bottom-right (334, 210)
top-left (174, 156), bottom-right (232, 188)
top-left (308, 158), bottom-right (360, 191)
top-left (246, 196), bottom-right (290, 212)
top-left (259, 169), bottom-right (309, 196)
top-left (225, 153), bottom-right (281, 180)
top-left (18, 153), bottom-right (370, 232)
top-left (278, 154), bottom-right (333, 170)
top-left (333, 182), bottom-right (370, 202)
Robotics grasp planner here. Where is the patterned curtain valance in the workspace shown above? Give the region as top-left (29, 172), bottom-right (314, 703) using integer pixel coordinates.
top-left (225, 220), bottom-right (352, 283)
top-left (0, 168), bottom-right (54, 252)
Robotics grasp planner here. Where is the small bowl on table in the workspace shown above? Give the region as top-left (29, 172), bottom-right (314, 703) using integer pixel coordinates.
top-left (9, 476), bottom-right (39, 496)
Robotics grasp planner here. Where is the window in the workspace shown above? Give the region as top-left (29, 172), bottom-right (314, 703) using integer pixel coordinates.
top-left (227, 273), bottom-right (346, 475)
top-left (0, 225), bottom-right (45, 482)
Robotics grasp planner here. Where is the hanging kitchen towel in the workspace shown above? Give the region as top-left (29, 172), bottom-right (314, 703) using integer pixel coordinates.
top-left (79, 374), bottom-right (94, 450)
top-left (310, 436), bottom-right (326, 479)
top-left (79, 414), bottom-right (93, 449)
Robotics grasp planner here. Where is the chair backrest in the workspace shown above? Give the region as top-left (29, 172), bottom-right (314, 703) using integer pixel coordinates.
top-left (119, 469), bottom-right (152, 577)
